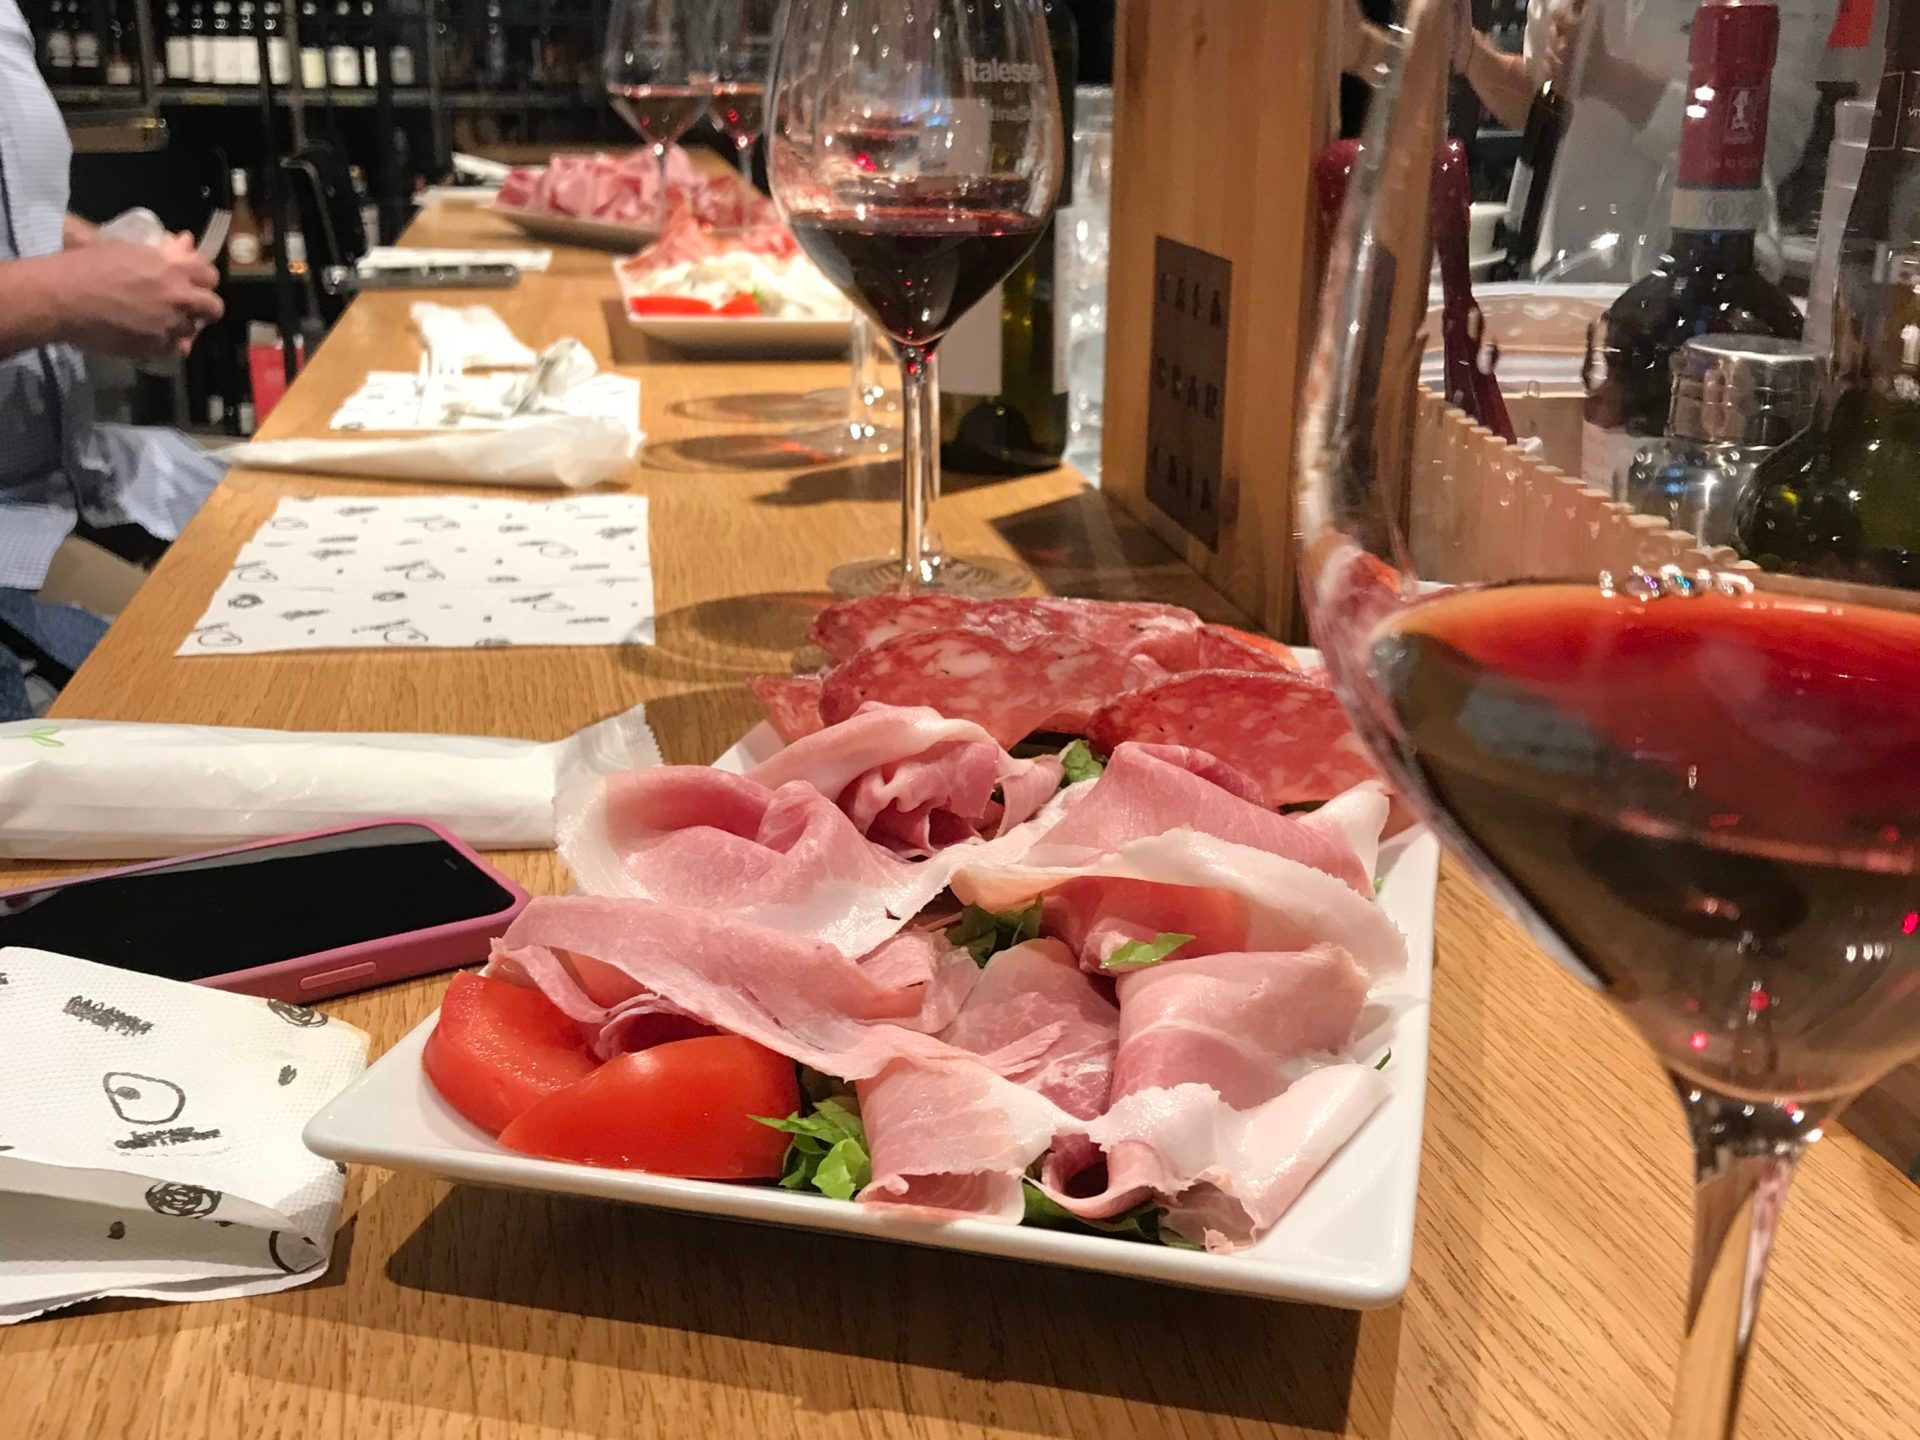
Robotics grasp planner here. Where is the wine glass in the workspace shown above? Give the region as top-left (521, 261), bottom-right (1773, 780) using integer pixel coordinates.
top-left (767, 0), bottom-right (1063, 596)
top-left (708, 0), bottom-right (778, 177)
top-left (1302, 2), bottom-right (1920, 1437)
top-left (603, 0), bottom-right (712, 200)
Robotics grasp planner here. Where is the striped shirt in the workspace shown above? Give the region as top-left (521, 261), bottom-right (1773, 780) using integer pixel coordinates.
top-left (0, 0), bottom-right (224, 590)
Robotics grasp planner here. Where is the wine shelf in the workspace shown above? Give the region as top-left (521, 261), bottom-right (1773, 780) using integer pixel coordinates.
top-left (52, 83), bottom-right (599, 109)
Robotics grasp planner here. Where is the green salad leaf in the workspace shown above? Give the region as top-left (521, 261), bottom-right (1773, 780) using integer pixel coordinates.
top-left (1099, 932), bottom-right (1195, 972)
top-left (754, 1095), bottom-right (871, 1200)
top-left (946, 899), bottom-right (1043, 967)
top-left (1058, 739), bottom-right (1105, 787)
top-left (1021, 1181), bottom-right (1200, 1247)
top-left (1374, 1048), bottom-right (1392, 1071)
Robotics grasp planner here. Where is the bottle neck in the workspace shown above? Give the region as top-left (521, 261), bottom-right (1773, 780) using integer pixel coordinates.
top-left (1668, 226), bottom-right (1756, 274)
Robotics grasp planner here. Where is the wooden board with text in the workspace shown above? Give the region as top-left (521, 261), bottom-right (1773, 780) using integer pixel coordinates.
top-left (1099, 0), bottom-right (1334, 638)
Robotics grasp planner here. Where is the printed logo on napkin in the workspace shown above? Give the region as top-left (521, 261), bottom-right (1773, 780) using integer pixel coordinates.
top-left (0, 947), bottom-right (369, 1323)
top-left (177, 494), bottom-right (656, 655)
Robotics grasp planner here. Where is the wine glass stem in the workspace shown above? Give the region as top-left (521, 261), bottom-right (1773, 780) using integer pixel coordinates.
top-left (1666, 1081), bottom-right (1813, 1440)
top-left (897, 342), bottom-right (939, 591)
top-left (654, 143), bottom-right (669, 196)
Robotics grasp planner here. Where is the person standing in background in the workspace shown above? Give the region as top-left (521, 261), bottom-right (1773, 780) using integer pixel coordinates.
top-left (0, 0), bottom-right (226, 716)
top-left (1342, 0), bottom-right (1841, 280)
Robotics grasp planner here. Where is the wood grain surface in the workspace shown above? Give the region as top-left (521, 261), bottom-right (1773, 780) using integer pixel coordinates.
top-left (2, 206), bottom-right (1918, 1440)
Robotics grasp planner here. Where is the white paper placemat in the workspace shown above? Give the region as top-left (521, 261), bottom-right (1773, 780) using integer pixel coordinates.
top-left (178, 495), bottom-right (655, 655)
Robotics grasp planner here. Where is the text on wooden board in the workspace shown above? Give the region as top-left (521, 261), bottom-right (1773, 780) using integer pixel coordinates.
top-left (1145, 237), bottom-right (1232, 550)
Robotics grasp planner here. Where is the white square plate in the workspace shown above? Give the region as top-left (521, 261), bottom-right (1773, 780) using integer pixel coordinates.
top-left (306, 725), bottom-right (1437, 1307)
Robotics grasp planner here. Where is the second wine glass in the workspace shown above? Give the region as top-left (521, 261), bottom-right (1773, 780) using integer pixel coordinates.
top-left (768, 0), bottom-right (1063, 596)
top-left (604, 0), bottom-right (711, 201)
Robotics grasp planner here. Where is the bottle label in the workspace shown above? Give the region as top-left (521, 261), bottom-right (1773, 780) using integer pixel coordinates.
top-left (1671, 1), bottom-right (1778, 233)
top-left (229, 233), bottom-right (261, 266)
top-left (236, 38), bottom-right (260, 86)
top-left (300, 46), bottom-right (325, 88)
top-left (328, 44), bottom-right (359, 87)
top-left (74, 33), bottom-right (100, 67)
top-left (941, 282), bottom-right (1005, 396)
top-left (166, 36), bottom-right (191, 74)
top-left (1580, 420), bottom-right (1650, 502)
top-left (48, 33), bottom-right (73, 68)
top-left (1868, 70), bottom-right (1920, 153)
top-left (390, 44), bottom-right (414, 85)
top-left (191, 36), bottom-right (213, 83)
top-left (268, 38), bottom-right (291, 84)
top-left (106, 56), bottom-right (133, 84)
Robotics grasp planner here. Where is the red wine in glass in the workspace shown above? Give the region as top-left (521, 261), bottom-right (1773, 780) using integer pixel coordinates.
top-left (788, 210), bottom-right (1047, 348)
top-left (1368, 579), bottom-right (1920, 1103)
top-left (608, 84), bottom-right (711, 151)
top-left (710, 82), bottom-right (764, 156)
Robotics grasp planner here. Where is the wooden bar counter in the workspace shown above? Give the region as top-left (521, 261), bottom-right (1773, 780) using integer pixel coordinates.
top-left (1, 206), bottom-right (1916, 1440)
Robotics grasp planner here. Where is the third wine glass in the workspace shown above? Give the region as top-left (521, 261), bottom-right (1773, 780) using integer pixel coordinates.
top-left (604, 0), bottom-right (711, 201)
top-left (767, 0), bottom-right (1063, 596)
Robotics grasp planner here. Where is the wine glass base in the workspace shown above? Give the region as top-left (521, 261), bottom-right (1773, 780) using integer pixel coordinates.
top-left (827, 551), bottom-right (1032, 598)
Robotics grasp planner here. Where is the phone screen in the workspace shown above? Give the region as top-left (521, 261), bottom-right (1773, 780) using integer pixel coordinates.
top-left (0, 824), bottom-right (519, 982)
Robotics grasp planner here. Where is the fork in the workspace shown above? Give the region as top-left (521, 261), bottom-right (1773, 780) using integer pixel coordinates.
top-left (416, 342), bottom-right (466, 428)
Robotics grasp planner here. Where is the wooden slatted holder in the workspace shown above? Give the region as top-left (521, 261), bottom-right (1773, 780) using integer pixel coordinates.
top-left (1099, 0), bottom-right (1334, 637)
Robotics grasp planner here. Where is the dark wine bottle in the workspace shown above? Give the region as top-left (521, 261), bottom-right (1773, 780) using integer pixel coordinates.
top-left (1494, 80), bottom-right (1563, 282)
top-left (1734, 5), bottom-right (1920, 593)
top-left (937, 0), bottom-right (1076, 476)
top-left (1580, 0), bottom-right (1802, 500)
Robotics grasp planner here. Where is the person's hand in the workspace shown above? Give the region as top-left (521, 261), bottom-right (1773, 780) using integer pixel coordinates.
top-left (47, 239), bottom-right (223, 359)
top-left (1545, 0), bottom-right (1593, 90)
top-left (61, 214), bottom-right (100, 249)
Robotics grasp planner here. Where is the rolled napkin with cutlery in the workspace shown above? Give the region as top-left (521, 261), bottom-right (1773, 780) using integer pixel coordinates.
top-left (0, 700), bottom-right (660, 860)
top-left (0, 949), bottom-right (369, 1324)
top-left (221, 413), bottom-right (640, 490)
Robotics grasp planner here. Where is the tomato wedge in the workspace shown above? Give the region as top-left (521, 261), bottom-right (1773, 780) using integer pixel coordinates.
top-left (717, 293), bottom-right (761, 316)
top-left (498, 1035), bottom-right (799, 1180)
top-left (628, 294), bottom-right (717, 316)
top-left (422, 972), bottom-right (596, 1135)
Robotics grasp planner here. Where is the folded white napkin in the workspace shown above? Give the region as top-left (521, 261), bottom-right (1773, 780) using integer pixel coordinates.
top-left (225, 413), bottom-right (640, 490)
top-left (0, 699), bottom-right (660, 859)
top-left (360, 246), bottom-right (552, 273)
top-left (0, 948), bottom-right (370, 1324)
top-left (411, 302), bottom-right (538, 370)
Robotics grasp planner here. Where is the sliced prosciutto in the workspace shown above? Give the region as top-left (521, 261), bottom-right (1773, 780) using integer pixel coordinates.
top-left (1021, 742), bottom-right (1372, 893)
top-left (747, 704), bottom-right (1063, 857)
top-left (950, 828), bottom-right (1406, 983)
top-left (818, 627), bottom-right (1153, 749)
top-left (1086, 668), bottom-right (1382, 808)
top-left (555, 757), bottom-right (1080, 956)
top-left (491, 896), bottom-right (1003, 1076)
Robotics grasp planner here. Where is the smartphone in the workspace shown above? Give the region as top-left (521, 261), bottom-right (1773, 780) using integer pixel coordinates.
top-left (0, 820), bottom-right (529, 1002)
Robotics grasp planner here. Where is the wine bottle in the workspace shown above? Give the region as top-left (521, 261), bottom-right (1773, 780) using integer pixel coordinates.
top-left (1495, 80), bottom-right (1564, 282)
top-left (189, 0), bottom-right (213, 83)
top-left (263, 0), bottom-right (290, 85)
top-left (328, 0), bottom-right (359, 86)
top-left (72, 0), bottom-right (101, 83)
top-left (1580, 0), bottom-right (1803, 500)
top-left (1734, 4), bottom-right (1920, 592)
top-left (227, 168), bottom-right (264, 267)
top-left (45, 0), bottom-right (74, 79)
top-left (208, 0), bottom-right (234, 83)
top-left (104, 1), bottom-right (134, 84)
top-left (359, 0), bottom-right (375, 87)
top-left (164, 0), bottom-right (190, 80)
top-left (938, 0), bottom-right (1076, 476)
top-left (299, 0), bottom-right (325, 87)
top-left (235, 1), bottom-right (261, 85)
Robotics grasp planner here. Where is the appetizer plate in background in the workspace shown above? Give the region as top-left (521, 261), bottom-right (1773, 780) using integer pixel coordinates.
top-left (622, 313), bottom-right (854, 358)
top-left (492, 207), bottom-right (662, 252)
top-left (306, 722), bottom-right (1438, 1307)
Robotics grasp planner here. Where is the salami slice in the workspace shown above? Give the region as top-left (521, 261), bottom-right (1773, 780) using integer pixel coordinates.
top-left (809, 594), bottom-right (1204, 669)
top-left (749, 674), bottom-right (827, 742)
top-left (818, 627), bottom-right (1140, 747)
top-left (1194, 623), bottom-right (1302, 674)
top-left (1085, 669), bottom-right (1379, 807)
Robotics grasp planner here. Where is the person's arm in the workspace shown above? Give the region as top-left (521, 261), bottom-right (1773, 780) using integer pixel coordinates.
top-left (0, 241), bottom-right (223, 362)
top-left (1459, 30), bottom-right (1536, 132)
top-left (62, 214), bottom-right (99, 248)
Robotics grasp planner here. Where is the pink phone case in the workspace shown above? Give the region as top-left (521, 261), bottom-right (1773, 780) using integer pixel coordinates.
top-left (0, 819), bottom-right (530, 1004)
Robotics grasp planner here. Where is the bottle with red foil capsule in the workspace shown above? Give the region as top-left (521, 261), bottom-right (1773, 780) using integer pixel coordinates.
top-left (1581, 0), bottom-right (1804, 501)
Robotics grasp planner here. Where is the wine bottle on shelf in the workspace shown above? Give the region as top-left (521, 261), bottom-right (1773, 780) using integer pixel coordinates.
top-left (359, 0), bottom-right (375, 87)
top-left (227, 168), bottom-right (264, 267)
top-left (236, 1), bottom-right (262, 85)
top-left (208, 0), bottom-right (235, 82)
top-left (104, 1), bottom-right (133, 84)
top-left (1734, 4), bottom-right (1920, 592)
top-left (164, 0), bottom-right (190, 81)
top-left (328, 0), bottom-right (360, 85)
top-left (483, 0), bottom-right (506, 85)
top-left (388, 12), bottom-right (414, 85)
top-left (299, 0), bottom-right (325, 87)
top-left (43, 0), bottom-right (74, 81)
top-left (1580, 0), bottom-right (1802, 500)
top-left (1495, 80), bottom-right (1564, 281)
top-left (263, 0), bottom-right (290, 85)
top-left (938, 0), bottom-right (1076, 476)
top-left (72, 0), bottom-right (101, 83)
top-left (189, 0), bottom-right (213, 83)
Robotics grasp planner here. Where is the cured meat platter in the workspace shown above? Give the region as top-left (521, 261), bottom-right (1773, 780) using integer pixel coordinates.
top-left (307, 597), bottom-right (1440, 1306)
